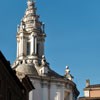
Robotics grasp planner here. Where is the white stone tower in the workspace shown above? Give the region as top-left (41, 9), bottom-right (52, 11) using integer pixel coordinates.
top-left (12, 0), bottom-right (79, 100)
top-left (16, 0), bottom-right (45, 61)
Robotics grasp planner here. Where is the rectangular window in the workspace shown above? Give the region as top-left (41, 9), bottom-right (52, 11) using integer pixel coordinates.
top-left (37, 43), bottom-right (39, 55)
top-left (27, 42), bottom-right (31, 55)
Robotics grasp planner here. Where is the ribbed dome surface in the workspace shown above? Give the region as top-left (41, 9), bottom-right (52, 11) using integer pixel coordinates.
top-left (15, 64), bottom-right (38, 75)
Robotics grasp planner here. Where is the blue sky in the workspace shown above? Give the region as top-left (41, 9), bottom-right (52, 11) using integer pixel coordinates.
top-left (0, 0), bottom-right (100, 96)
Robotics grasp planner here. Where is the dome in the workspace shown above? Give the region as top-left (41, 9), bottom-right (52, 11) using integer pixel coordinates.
top-left (15, 64), bottom-right (38, 75)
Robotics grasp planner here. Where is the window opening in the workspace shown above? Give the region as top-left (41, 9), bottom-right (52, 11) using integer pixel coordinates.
top-left (27, 42), bottom-right (31, 55)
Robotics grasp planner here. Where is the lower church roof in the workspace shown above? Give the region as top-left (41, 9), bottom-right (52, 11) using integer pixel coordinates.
top-left (16, 64), bottom-right (38, 76)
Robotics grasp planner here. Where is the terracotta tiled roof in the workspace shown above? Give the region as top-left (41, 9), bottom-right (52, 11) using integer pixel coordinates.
top-left (79, 97), bottom-right (100, 100)
top-left (86, 84), bottom-right (100, 88)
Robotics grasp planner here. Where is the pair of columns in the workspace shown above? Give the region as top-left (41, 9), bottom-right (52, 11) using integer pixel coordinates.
top-left (17, 35), bottom-right (38, 58)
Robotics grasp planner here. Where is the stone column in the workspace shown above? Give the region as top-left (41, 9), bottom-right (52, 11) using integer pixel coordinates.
top-left (21, 36), bottom-right (24, 56)
top-left (17, 40), bottom-right (19, 58)
top-left (34, 36), bottom-right (35, 54)
top-left (31, 35), bottom-right (35, 55)
top-left (19, 39), bottom-right (21, 56)
top-left (35, 37), bottom-right (37, 54)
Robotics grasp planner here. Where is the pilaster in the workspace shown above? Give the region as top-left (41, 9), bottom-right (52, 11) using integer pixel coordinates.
top-left (41, 81), bottom-right (49, 100)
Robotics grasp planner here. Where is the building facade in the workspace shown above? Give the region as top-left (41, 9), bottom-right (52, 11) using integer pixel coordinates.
top-left (12, 0), bottom-right (79, 100)
top-left (0, 51), bottom-right (34, 100)
top-left (79, 80), bottom-right (100, 100)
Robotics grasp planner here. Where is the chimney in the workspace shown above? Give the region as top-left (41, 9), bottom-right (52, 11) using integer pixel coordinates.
top-left (86, 79), bottom-right (90, 87)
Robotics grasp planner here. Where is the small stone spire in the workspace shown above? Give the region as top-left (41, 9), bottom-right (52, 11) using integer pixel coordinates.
top-left (27, 0), bottom-right (36, 14)
top-left (41, 55), bottom-right (47, 66)
top-left (39, 55), bottom-right (49, 76)
top-left (65, 66), bottom-right (74, 81)
top-left (27, 0), bottom-right (34, 5)
top-left (18, 0), bottom-right (42, 33)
